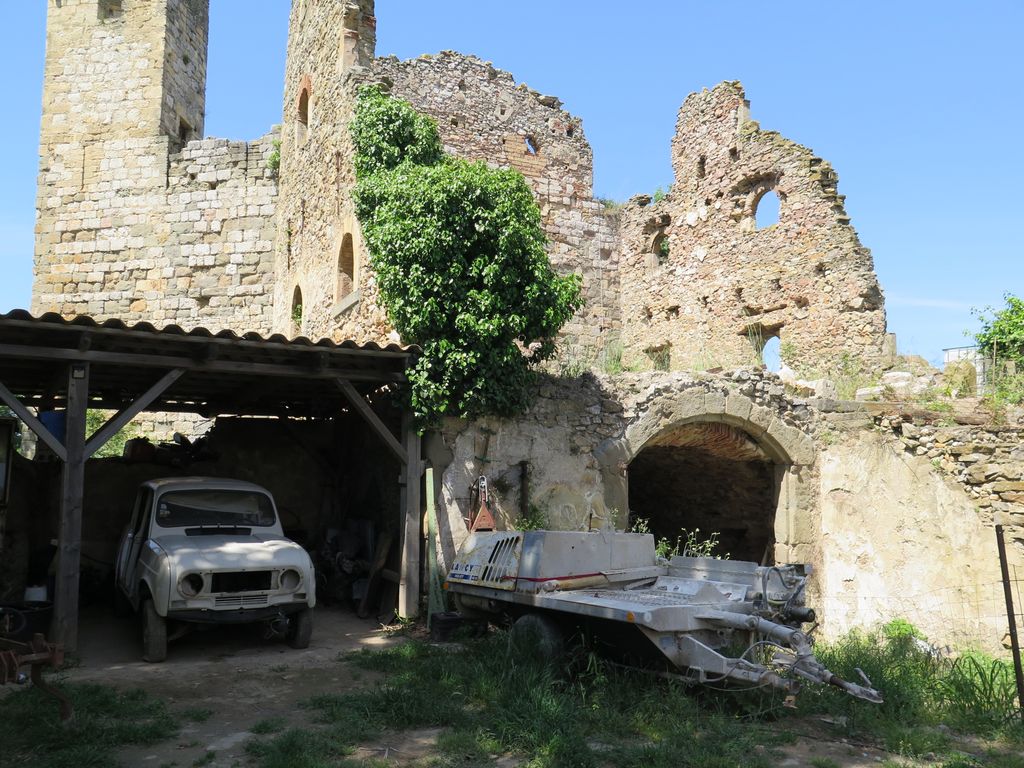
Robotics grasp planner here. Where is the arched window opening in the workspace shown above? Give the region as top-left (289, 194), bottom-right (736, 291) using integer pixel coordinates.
top-left (337, 234), bottom-right (355, 302)
top-left (697, 155), bottom-right (706, 179)
top-left (525, 135), bottom-right (539, 155)
top-left (754, 189), bottom-right (780, 229)
top-left (291, 286), bottom-right (303, 334)
top-left (296, 86), bottom-right (310, 147)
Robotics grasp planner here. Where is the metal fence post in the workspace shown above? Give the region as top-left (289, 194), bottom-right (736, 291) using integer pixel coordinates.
top-left (995, 523), bottom-right (1024, 724)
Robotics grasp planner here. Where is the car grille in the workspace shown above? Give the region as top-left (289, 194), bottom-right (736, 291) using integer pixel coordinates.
top-left (210, 571), bottom-right (272, 593)
top-left (214, 594), bottom-right (269, 608)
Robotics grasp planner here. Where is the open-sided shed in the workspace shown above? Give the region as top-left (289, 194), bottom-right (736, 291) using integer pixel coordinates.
top-left (0, 310), bottom-right (422, 650)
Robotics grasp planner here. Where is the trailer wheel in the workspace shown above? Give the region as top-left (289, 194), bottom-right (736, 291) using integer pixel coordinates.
top-left (510, 613), bottom-right (564, 662)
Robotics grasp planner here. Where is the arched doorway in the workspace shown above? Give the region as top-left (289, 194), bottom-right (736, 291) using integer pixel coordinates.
top-left (595, 387), bottom-right (816, 565)
top-left (627, 421), bottom-right (780, 563)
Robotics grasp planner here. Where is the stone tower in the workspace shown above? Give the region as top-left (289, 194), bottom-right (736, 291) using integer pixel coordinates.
top-left (33, 0), bottom-right (278, 334)
top-left (273, 0), bottom-right (377, 337)
top-left (33, 0), bottom-right (210, 319)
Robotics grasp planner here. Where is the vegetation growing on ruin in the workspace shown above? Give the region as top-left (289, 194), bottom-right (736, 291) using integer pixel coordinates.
top-left (265, 138), bottom-right (281, 174)
top-left (975, 294), bottom-right (1024, 364)
top-left (974, 294), bottom-right (1024, 414)
top-left (351, 85), bottom-right (582, 423)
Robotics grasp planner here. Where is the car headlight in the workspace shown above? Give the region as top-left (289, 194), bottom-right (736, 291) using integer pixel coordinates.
top-left (279, 569), bottom-right (302, 592)
top-left (178, 573), bottom-right (204, 598)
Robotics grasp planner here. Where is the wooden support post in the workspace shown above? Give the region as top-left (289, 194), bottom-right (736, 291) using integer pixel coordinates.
top-left (398, 411), bottom-right (422, 619)
top-left (55, 362), bottom-right (89, 651)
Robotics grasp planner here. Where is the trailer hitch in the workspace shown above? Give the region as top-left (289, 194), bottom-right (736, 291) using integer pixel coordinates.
top-left (697, 610), bottom-right (883, 704)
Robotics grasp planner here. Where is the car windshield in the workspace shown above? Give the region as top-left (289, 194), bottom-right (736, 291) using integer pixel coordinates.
top-left (155, 489), bottom-right (276, 528)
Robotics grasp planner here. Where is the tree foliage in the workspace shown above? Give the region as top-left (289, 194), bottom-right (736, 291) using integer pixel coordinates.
top-left (351, 85), bottom-right (583, 423)
top-left (975, 294), bottom-right (1024, 363)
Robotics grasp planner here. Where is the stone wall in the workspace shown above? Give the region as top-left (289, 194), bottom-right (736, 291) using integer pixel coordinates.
top-left (272, 0), bottom-right (376, 342)
top-left (372, 52), bottom-right (621, 358)
top-left (817, 430), bottom-right (1014, 650)
top-left (33, 0), bottom-right (277, 335)
top-left (617, 82), bottom-right (888, 373)
top-left (430, 370), bottom-right (1020, 649)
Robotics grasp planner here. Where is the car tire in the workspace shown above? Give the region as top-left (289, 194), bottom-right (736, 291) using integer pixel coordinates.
top-left (142, 599), bottom-right (167, 663)
top-left (286, 607), bottom-right (313, 649)
top-left (112, 585), bottom-right (132, 618)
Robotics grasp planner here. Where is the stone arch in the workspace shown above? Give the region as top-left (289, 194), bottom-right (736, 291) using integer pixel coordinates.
top-left (596, 387), bottom-right (814, 562)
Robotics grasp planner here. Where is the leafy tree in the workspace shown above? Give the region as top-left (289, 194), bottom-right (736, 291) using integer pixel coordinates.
top-left (86, 410), bottom-right (136, 458)
top-left (351, 86), bottom-right (583, 423)
top-left (975, 294), bottom-right (1024, 363)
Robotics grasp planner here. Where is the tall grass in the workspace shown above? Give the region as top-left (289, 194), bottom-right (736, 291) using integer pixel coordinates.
top-left (799, 619), bottom-right (1023, 753)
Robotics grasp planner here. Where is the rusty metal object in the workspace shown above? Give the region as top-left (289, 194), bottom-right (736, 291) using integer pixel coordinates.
top-left (0, 629), bottom-right (73, 723)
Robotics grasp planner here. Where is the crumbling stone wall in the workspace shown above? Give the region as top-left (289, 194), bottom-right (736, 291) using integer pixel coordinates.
top-left (274, 10), bottom-right (620, 356)
top-left (617, 82), bottom-right (888, 373)
top-left (33, 0), bottom-right (277, 334)
top-left (432, 371), bottom-right (1022, 649)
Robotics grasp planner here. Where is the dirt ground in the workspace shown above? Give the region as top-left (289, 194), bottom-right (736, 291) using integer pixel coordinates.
top-left (63, 604), bottom-right (400, 767)
top-left (8, 605), bottom-right (988, 767)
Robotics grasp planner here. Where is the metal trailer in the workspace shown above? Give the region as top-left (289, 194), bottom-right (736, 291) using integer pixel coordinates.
top-left (445, 529), bottom-right (881, 703)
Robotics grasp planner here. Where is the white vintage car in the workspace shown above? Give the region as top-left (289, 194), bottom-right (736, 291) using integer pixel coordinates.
top-left (114, 477), bottom-right (316, 662)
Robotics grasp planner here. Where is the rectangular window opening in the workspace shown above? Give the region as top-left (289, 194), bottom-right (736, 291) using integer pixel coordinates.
top-left (98, 0), bottom-right (124, 21)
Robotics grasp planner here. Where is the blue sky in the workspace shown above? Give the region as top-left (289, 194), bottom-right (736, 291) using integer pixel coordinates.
top-left (2, 1), bottom-right (1021, 366)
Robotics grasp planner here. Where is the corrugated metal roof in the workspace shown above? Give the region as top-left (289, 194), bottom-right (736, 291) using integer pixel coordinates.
top-left (0, 309), bottom-right (415, 354)
top-left (0, 309), bottom-right (416, 419)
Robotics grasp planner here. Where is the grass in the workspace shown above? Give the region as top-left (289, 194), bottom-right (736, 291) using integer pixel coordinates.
top-left (0, 682), bottom-right (179, 767)
top-left (181, 706), bottom-right (213, 723)
top-left (246, 633), bottom-right (792, 768)
top-left (251, 716), bottom-right (287, 735)
top-left (798, 619), bottom-right (1024, 756)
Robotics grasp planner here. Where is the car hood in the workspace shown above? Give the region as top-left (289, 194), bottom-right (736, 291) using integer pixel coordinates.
top-left (153, 534), bottom-right (312, 573)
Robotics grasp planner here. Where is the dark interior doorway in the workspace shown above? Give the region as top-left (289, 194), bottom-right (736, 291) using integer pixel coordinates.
top-left (627, 421), bottom-right (781, 563)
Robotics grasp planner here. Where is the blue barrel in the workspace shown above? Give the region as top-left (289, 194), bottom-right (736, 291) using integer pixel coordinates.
top-left (39, 411), bottom-right (66, 445)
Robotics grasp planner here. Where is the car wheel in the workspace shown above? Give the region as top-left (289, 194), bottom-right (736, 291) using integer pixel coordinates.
top-left (142, 599), bottom-right (167, 663)
top-left (286, 607), bottom-right (313, 649)
top-left (112, 585), bottom-right (132, 618)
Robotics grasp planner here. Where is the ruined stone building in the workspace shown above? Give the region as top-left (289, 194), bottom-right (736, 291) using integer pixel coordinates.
top-left (28, 0), bottom-right (1021, 649)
